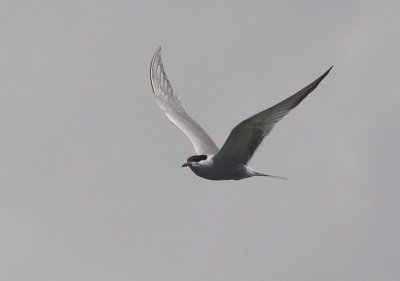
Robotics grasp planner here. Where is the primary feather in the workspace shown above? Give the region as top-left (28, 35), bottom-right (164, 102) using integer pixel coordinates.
top-left (215, 66), bottom-right (333, 164)
top-left (150, 46), bottom-right (219, 155)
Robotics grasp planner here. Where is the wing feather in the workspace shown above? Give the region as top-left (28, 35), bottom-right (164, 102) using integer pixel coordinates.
top-left (214, 66), bottom-right (333, 164)
top-left (150, 47), bottom-right (219, 155)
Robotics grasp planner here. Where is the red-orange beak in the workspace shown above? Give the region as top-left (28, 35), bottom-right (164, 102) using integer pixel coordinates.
top-left (181, 162), bottom-right (192, 168)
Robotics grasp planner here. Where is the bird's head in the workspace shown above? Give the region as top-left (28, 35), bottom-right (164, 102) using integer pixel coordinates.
top-left (181, 154), bottom-right (208, 168)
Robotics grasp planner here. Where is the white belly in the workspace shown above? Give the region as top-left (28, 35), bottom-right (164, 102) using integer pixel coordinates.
top-left (189, 160), bottom-right (251, 181)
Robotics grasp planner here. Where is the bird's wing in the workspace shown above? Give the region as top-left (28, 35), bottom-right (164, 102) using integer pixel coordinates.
top-left (214, 66), bottom-right (333, 164)
top-left (150, 47), bottom-right (219, 155)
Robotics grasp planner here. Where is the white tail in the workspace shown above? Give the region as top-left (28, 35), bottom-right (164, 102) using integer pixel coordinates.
top-left (247, 167), bottom-right (288, 180)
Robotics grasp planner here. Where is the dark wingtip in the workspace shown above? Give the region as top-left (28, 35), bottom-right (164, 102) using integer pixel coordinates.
top-left (315, 65), bottom-right (334, 85)
top-left (322, 65), bottom-right (333, 78)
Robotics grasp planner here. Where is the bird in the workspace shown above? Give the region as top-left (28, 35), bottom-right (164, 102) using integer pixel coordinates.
top-left (149, 46), bottom-right (332, 181)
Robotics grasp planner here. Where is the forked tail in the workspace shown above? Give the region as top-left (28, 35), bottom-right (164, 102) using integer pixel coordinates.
top-left (252, 170), bottom-right (288, 180)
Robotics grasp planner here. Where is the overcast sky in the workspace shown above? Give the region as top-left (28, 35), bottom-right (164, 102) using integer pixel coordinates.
top-left (1, 1), bottom-right (399, 280)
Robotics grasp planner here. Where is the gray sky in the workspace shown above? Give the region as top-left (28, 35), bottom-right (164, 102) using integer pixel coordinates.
top-left (1, 1), bottom-right (399, 280)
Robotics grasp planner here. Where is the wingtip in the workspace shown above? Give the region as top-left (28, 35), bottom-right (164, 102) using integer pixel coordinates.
top-left (152, 46), bottom-right (162, 61)
top-left (316, 65), bottom-right (334, 84)
top-left (150, 46), bottom-right (163, 93)
top-left (324, 65), bottom-right (334, 75)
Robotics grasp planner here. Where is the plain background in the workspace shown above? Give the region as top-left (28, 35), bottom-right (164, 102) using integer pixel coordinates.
top-left (1, 1), bottom-right (399, 280)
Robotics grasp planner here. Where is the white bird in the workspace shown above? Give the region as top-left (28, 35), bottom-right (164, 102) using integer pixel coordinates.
top-left (149, 46), bottom-right (332, 181)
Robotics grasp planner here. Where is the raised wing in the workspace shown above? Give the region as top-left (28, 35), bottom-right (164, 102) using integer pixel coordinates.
top-left (214, 66), bottom-right (333, 164)
top-left (150, 47), bottom-right (219, 155)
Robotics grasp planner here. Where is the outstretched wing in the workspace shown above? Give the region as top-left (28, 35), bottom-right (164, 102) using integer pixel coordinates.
top-left (214, 66), bottom-right (333, 164)
top-left (150, 47), bottom-right (219, 155)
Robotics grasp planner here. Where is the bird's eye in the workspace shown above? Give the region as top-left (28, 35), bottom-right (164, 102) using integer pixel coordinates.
top-left (199, 155), bottom-right (207, 161)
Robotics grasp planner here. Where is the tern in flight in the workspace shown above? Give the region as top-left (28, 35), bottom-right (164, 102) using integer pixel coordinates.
top-left (149, 47), bottom-right (332, 180)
